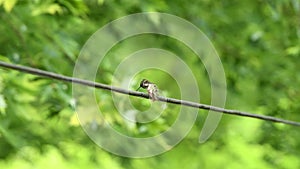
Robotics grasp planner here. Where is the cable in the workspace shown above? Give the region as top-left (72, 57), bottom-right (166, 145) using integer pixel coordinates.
top-left (0, 61), bottom-right (299, 127)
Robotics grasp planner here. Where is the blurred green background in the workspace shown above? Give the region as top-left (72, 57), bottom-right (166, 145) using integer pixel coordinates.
top-left (0, 0), bottom-right (300, 168)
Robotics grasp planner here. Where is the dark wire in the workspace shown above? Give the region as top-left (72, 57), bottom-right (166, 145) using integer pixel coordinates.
top-left (0, 61), bottom-right (299, 127)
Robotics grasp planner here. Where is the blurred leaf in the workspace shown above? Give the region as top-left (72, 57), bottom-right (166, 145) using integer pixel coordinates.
top-left (286, 46), bottom-right (300, 56)
top-left (0, 95), bottom-right (7, 115)
top-left (31, 2), bottom-right (63, 16)
top-left (0, 0), bottom-right (17, 12)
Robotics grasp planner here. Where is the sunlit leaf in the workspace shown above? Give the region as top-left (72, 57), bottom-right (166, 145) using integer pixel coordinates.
top-left (0, 0), bottom-right (17, 12)
top-left (0, 95), bottom-right (6, 115)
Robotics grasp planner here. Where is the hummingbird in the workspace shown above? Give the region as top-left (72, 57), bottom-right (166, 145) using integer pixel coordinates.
top-left (136, 79), bottom-right (159, 101)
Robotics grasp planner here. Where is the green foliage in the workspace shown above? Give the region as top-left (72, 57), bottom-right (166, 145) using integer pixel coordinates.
top-left (0, 0), bottom-right (300, 168)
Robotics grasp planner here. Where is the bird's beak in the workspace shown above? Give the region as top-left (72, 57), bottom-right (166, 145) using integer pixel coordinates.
top-left (136, 86), bottom-right (141, 91)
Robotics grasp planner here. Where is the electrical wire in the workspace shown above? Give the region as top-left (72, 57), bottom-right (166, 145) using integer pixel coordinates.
top-left (0, 61), bottom-right (299, 127)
